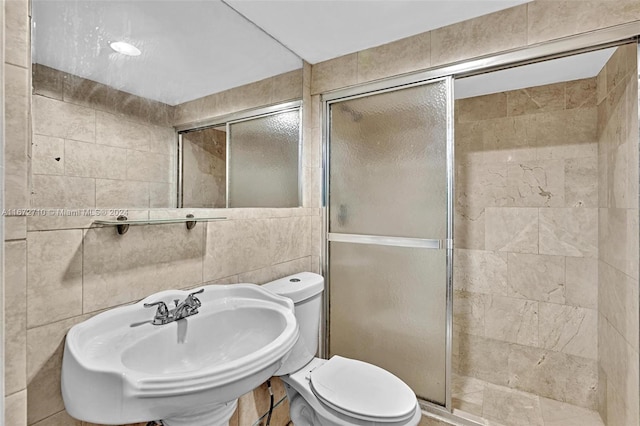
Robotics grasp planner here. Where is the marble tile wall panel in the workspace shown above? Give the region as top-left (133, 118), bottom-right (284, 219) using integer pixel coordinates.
top-left (33, 96), bottom-right (95, 143)
top-left (507, 83), bottom-right (565, 117)
top-left (539, 208), bottom-right (598, 258)
top-left (65, 139), bottom-right (127, 180)
top-left (31, 175), bottom-right (96, 209)
top-left (6, 390), bottom-right (27, 426)
top-left (457, 93), bottom-right (507, 123)
top-left (540, 396), bottom-right (604, 426)
top-left (598, 261), bottom-right (639, 353)
top-left (483, 116), bottom-right (533, 163)
top-left (430, 5), bottom-right (527, 67)
top-left (125, 150), bottom-right (172, 183)
top-left (507, 344), bottom-right (598, 409)
top-left (27, 230), bottom-right (83, 328)
top-left (484, 295), bottom-right (538, 346)
top-left (357, 32), bottom-right (431, 84)
top-left (606, 379), bottom-right (635, 426)
top-left (527, 1), bottom-right (640, 45)
top-left (26, 315), bottom-right (90, 425)
top-left (565, 257), bottom-right (598, 310)
top-left (453, 249), bottom-right (508, 296)
top-left (507, 253), bottom-right (565, 304)
top-left (82, 223), bottom-right (204, 312)
top-left (565, 157), bottom-right (598, 208)
top-left (453, 291), bottom-right (487, 337)
top-left (239, 257), bottom-right (312, 285)
top-left (456, 161), bottom-right (509, 214)
top-left (5, 63), bottom-right (29, 177)
top-left (32, 410), bottom-right (82, 425)
top-left (31, 71), bottom-right (177, 209)
top-left (484, 207), bottom-right (538, 253)
top-left (95, 179), bottom-right (149, 209)
top-left (597, 44), bottom-right (640, 426)
top-left (455, 77), bottom-right (601, 413)
top-left (458, 333), bottom-right (510, 386)
top-left (454, 210), bottom-right (485, 251)
top-left (203, 219), bottom-right (273, 281)
top-left (538, 303), bottom-right (598, 359)
top-left (31, 135), bottom-right (64, 176)
top-left (506, 160), bottom-right (565, 207)
top-left (598, 315), bottom-right (640, 424)
top-left (5, 216), bottom-right (27, 241)
top-left (173, 69), bottom-right (302, 126)
top-left (566, 78), bottom-right (598, 111)
top-left (5, 0), bottom-right (29, 68)
top-left (483, 384), bottom-right (543, 426)
top-left (5, 241), bottom-right (27, 395)
top-left (310, 53), bottom-right (358, 95)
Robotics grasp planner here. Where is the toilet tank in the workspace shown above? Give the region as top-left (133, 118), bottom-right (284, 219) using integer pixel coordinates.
top-left (262, 272), bottom-right (324, 375)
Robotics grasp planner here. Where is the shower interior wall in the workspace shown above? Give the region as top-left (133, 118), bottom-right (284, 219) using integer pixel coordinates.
top-left (452, 44), bottom-right (639, 426)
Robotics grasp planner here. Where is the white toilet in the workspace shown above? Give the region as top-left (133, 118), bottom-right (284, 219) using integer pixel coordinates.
top-left (263, 272), bottom-right (422, 426)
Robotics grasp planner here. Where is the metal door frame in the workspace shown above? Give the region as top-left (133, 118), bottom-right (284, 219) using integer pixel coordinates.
top-left (320, 21), bottom-right (640, 422)
top-left (323, 75), bottom-right (455, 409)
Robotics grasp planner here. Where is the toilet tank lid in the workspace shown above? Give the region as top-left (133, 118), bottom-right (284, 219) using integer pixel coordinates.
top-left (262, 272), bottom-right (324, 303)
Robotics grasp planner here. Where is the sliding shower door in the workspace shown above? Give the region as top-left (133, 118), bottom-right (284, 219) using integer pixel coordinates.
top-left (326, 77), bottom-right (453, 407)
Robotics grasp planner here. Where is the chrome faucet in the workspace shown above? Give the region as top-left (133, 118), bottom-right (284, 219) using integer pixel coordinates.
top-left (144, 289), bottom-right (204, 325)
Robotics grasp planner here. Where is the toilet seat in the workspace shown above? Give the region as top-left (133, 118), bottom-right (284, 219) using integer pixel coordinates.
top-left (308, 356), bottom-right (418, 423)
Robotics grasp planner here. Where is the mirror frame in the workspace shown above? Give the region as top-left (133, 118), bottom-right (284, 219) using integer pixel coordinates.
top-left (176, 100), bottom-right (303, 208)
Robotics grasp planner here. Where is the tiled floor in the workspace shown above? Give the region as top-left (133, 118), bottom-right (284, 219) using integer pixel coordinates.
top-left (452, 374), bottom-right (605, 426)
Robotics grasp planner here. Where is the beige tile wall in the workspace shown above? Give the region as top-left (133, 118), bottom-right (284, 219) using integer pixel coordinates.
top-left (7, 1), bottom-right (640, 426)
top-left (31, 65), bottom-right (177, 209)
top-left (24, 207), bottom-right (317, 425)
top-left (25, 48), bottom-right (308, 426)
top-left (306, 3), bottom-right (640, 425)
top-left (596, 44), bottom-right (640, 426)
top-left (5, 0), bottom-right (30, 423)
top-left (453, 79), bottom-right (600, 413)
top-left (173, 69), bottom-right (302, 127)
top-left (25, 57), bottom-right (308, 426)
top-left (310, 1), bottom-right (640, 95)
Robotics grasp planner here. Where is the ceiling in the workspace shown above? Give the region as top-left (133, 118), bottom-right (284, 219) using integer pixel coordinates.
top-left (32, 0), bottom-right (303, 105)
top-left (226, 0), bottom-right (532, 64)
top-left (454, 47), bottom-right (616, 99)
top-left (33, 0), bottom-right (550, 106)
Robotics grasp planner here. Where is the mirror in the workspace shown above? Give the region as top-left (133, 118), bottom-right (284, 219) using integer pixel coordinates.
top-left (180, 104), bottom-right (301, 208)
top-left (30, 0), bottom-right (303, 210)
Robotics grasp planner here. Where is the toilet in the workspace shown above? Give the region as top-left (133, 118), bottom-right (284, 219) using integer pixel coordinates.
top-left (262, 272), bottom-right (422, 426)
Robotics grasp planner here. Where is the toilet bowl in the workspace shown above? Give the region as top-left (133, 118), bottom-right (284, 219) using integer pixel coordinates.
top-left (262, 272), bottom-right (421, 426)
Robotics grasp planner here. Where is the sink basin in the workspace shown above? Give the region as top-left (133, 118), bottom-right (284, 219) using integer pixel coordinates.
top-left (61, 284), bottom-right (299, 426)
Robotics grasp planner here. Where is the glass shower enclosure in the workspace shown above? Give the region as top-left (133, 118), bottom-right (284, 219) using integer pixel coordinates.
top-left (324, 77), bottom-right (454, 407)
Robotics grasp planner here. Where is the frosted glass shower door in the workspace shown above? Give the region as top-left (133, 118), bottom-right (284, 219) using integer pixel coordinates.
top-left (327, 77), bottom-right (452, 406)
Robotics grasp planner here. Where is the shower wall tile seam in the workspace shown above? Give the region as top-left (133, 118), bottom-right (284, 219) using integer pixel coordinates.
top-left (600, 313), bottom-right (639, 358)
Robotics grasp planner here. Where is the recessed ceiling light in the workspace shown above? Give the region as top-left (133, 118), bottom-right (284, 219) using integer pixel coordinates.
top-left (109, 41), bottom-right (141, 57)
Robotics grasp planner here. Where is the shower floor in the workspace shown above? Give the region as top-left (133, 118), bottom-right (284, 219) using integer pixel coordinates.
top-left (451, 374), bottom-right (604, 426)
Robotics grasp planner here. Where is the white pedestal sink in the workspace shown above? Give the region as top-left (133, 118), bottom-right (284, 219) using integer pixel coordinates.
top-left (61, 284), bottom-right (299, 426)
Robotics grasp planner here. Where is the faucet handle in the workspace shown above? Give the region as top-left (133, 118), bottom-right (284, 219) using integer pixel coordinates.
top-left (186, 288), bottom-right (204, 307)
top-left (144, 301), bottom-right (169, 317)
